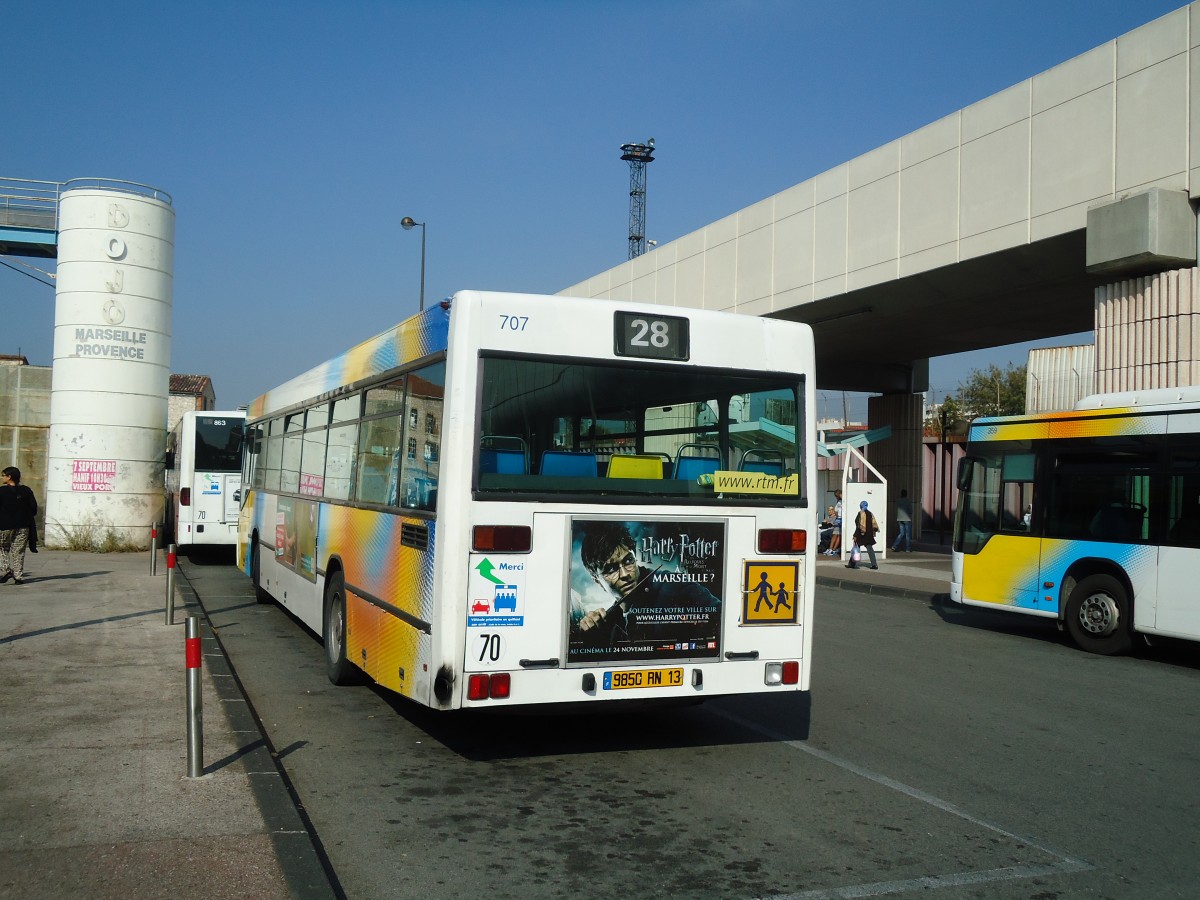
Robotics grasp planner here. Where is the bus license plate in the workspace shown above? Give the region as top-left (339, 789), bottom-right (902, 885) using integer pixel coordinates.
top-left (602, 668), bottom-right (684, 691)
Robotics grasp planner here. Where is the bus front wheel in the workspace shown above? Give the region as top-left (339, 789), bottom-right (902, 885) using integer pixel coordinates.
top-left (324, 572), bottom-right (360, 685)
top-left (1065, 574), bottom-right (1133, 656)
top-left (251, 541), bottom-right (270, 604)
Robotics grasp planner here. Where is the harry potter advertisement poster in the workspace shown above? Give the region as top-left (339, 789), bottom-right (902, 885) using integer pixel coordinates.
top-left (568, 519), bottom-right (725, 665)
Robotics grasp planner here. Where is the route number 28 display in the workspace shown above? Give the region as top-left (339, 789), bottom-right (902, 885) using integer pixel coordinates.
top-left (613, 311), bottom-right (690, 361)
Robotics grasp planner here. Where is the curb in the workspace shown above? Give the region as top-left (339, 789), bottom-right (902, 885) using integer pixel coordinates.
top-left (174, 567), bottom-right (342, 900)
top-left (816, 574), bottom-right (951, 605)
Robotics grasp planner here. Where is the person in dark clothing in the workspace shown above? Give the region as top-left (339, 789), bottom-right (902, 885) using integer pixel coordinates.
top-left (0, 467), bottom-right (38, 584)
top-left (847, 499), bottom-right (879, 570)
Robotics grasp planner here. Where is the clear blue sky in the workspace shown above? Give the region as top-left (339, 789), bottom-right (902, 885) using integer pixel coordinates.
top-left (1, 0), bottom-right (1182, 419)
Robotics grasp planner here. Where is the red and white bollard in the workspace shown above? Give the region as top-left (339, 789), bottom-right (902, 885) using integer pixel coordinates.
top-left (149, 523), bottom-right (159, 576)
top-left (165, 543), bottom-right (177, 625)
top-left (185, 616), bottom-right (204, 778)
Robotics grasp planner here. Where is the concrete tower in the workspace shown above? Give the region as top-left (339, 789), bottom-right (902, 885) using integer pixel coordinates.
top-left (45, 182), bottom-right (174, 548)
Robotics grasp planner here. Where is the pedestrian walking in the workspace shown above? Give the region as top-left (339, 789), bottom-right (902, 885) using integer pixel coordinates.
top-left (0, 467), bottom-right (38, 584)
top-left (890, 488), bottom-right (913, 552)
top-left (847, 500), bottom-right (879, 570)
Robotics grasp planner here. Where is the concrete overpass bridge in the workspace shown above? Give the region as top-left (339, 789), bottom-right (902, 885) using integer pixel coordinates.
top-left (561, 3), bottom-right (1200, 523)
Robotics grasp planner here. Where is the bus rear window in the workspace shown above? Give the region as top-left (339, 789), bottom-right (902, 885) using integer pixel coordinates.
top-left (475, 354), bottom-right (804, 505)
top-left (193, 417), bottom-right (243, 472)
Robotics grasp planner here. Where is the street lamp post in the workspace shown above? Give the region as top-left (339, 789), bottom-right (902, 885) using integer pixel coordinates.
top-left (400, 216), bottom-right (426, 311)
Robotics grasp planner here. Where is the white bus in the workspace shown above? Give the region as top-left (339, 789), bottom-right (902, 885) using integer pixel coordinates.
top-left (952, 387), bottom-right (1200, 654)
top-left (166, 410), bottom-right (245, 550)
top-left (238, 290), bottom-right (816, 710)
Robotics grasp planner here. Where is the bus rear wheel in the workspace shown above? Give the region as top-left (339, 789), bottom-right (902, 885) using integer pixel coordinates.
top-left (1065, 574), bottom-right (1133, 656)
top-left (324, 572), bottom-right (360, 685)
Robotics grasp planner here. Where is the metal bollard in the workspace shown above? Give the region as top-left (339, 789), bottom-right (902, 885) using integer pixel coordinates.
top-left (185, 616), bottom-right (204, 778)
top-left (165, 544), bottom-right (177, 625)
top-left (150, 523), bottom-right (159, 576)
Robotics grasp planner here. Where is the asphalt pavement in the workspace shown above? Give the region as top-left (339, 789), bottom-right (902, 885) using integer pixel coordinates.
top-left (0, 544), bottom-right (950, 899)
top-left (0, 548), bottom-right (332, 900)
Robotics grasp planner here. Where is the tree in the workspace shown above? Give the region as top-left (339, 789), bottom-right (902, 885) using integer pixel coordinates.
top-left (924, 394), bottom-right (969, 438)
top-left (955, 363), bottom-right (1027, 419)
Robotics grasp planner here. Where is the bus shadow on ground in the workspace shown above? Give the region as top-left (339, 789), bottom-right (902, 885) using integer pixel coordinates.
top-left (377, 688), bottom-right (812, 762)
top-left (178, 546), bottom-right (237, 567)
top-left (929, 594), bottom-right (1200, 669)
top-left (928, 594), bottom-right (1064, 647)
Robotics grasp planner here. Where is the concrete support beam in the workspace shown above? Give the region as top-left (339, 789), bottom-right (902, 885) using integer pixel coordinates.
top-left (1086, 188), bottom-right (1196, 277)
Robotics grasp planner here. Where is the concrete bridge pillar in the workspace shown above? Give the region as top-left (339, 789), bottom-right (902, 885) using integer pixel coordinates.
top-left (1095, 267), bottom-right (1200, 393)
top-left (1088, 188), bottom-right (1200, 393)
top-left (866, 392), bottom-right (924, 543)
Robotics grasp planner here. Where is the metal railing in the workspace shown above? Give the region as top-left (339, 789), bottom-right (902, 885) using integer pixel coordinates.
top-left (0, 177), bottom-right (63, 232)
top-left (0, 176), bottom-right (173, 234)
top-left (63, 177), bottom-right (173, 206)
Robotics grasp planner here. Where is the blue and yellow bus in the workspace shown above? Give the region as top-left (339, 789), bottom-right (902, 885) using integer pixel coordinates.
top-left (238, 290), bottom-right (817, 709)
top-left (952, 387), bottom-right (1200, 654)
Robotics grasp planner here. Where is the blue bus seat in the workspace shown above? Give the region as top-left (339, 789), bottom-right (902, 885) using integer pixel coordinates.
top-left (674, 443), bottom-right (721, 481)
top-left (539, 451), bottom-right (598, 477)
top-left (739, 448), bottom-right (784, 476)
top-left (674, 456), bottom-right (720, 481)
top-left (480, 448), bottom-right (527, 474)
top-left (741, 460), bottom-right (783, 475)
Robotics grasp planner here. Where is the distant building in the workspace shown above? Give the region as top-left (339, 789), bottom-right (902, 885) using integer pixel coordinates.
top-left (1026, 345), bottom-right (1095, 413)
top-left (168, 374), bottom-right (216, 434)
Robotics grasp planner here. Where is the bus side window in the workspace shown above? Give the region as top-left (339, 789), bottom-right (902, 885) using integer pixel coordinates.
top-left (356, 414), bottom-right (401, 506)
top-left (264, 418), bottom-right (284, 492)
top-left (324, 422), bottom-right (356, 501)
top-left (999, 453), bottom-right (1034, 533)
top-left (300, 427), bottom-right (327, 497)
top-left (280, 413), bottom-right (304, 493)
top-left (1163, 451), bottom-right (1200, 547)
top-left (400, 362), bottom-right (444, 511)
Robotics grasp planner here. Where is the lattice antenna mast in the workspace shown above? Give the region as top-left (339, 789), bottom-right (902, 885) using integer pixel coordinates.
top-left (620, 138), bottom-right (655, 259)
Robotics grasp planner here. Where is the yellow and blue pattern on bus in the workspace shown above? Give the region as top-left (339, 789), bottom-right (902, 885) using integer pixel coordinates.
top-left (961, 536), bottom-right (1156, 612)
top-left (318, 504), bottom-right (438, 699)
top-left (246, 304), bottom-right (450, 420)
top-left (969, 406), bottom-right (1163, 443)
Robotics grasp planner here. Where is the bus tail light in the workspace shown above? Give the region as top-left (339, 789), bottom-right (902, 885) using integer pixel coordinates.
top-left (764, 661), bottom-right (800, 685)
top-left (758, 528), bottom-right (805, 553)
top-left (468, 674), bottom-right (489, 700)
top-left (473, 525), bottom-right (531, 553)
top-left (467, 672), bottom-right (511, 701)
top-left (180, 488), bottom-right (191, 507)
top-left (489, 672), bottom-right (511, 699)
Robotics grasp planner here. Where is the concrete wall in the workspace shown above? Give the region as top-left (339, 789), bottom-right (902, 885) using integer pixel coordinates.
top-left (561, 4), bottom-right (1195, 317)
top-left (0, 363), bottom-right (50, 538)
